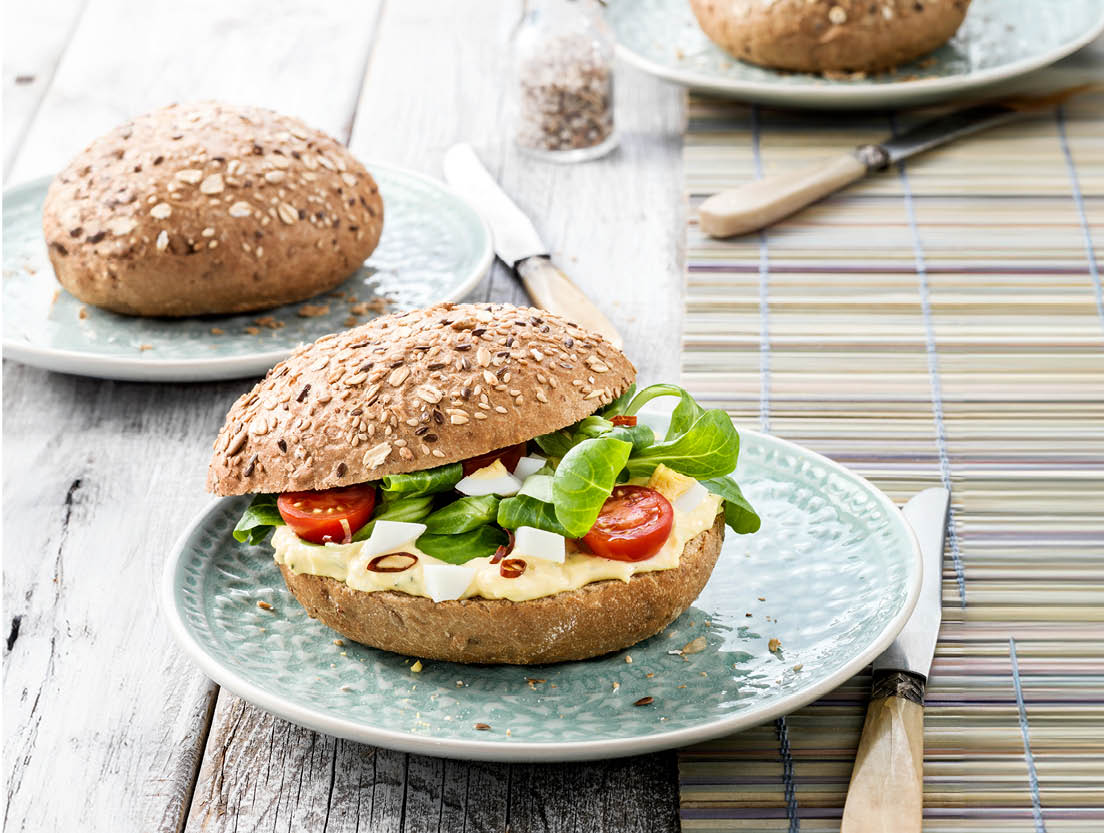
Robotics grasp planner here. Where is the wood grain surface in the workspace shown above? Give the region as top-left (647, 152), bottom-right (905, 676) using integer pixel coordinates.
top-left (2, 1), bottom-right (686, 830)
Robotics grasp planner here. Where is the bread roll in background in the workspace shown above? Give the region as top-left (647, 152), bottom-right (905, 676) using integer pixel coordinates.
top-left (42, 101), bottom-right (383, 317)
top-left (689, 0), bottom-right (972, 74)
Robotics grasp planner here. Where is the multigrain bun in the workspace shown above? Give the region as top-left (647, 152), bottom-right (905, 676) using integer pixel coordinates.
top-left (281, 513), bottom-right (725, 664)
top-left (42, 101), bottom-right (383, 317)
top-left (207, 302), bottom-right (636, 495)
top-left (688, 0), bottom-right (971, 73)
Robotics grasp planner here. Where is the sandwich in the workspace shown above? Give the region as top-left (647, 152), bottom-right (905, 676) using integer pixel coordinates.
top-left (208, 302), bottom-right (759, 664)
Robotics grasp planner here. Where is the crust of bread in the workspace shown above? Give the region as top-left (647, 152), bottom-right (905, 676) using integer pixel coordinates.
top-left (207, 302), bottom-right (636, 495)
top-left (688, 0), bottom-right (971, 73)
top-left (42, 101), bottom-right (383, 317)
top-left (279, 513), bottom-right (725, 664)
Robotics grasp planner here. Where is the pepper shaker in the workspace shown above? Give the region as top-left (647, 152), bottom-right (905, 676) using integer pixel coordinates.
top-left (513, 0), bottom-right (618, 162)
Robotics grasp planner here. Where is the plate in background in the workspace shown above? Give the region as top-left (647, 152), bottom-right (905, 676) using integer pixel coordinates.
top-left (2, 164), bottom-right (493, 382)
top-left (162, 414), bottom-right (922, 762)
top-left (606, 0), bottom-right (1104, 108)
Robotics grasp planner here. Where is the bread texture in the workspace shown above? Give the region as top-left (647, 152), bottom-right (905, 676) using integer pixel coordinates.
top-left (208, 302), bottom-right (636, 495)
top-left (42, 101), bottom-right (383, 317)
top-left (280, 513), bottom-right (724, 664)
top-left (689, 0), bottom-right (971, 73)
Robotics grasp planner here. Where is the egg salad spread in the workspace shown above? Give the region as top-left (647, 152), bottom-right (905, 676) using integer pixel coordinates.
top-left (273, 468), bottom-right (723, 603)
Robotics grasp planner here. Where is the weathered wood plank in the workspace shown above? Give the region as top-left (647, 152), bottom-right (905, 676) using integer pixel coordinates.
top-left (1, 371), bottom-right (235, 832)
top-left (2, 1), bottom-right (384, 831)
top-left (184, 1), bottom-right (686, 831)
top-left (2, 0), bottom-right (87, 177)
top-left (7, 0), bottom-right (384, 184)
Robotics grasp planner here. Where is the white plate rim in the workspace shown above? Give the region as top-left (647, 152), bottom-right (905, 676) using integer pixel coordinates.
top-left (613, 9), bottom-right (1104, 106)
top-left (160, 428), bottom-right (923, 762)
top-left (2, 163), bottom-right (495, 382)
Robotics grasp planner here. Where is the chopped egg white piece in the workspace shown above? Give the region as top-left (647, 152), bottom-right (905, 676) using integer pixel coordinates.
top-left (513, 455), bottom-right (547, 480)
top-left (455, 458), bottom-right (521, 496)
top-left (362, 520), bottom-right (427, 557)
top-left (518, 474), bottom-right (554, 504)
top-left (422, 564), bottom-right (477, 602)
top-left (673, 480), bottom-right (710, 514)
top-left (513, 525), bottom-right (566, 564)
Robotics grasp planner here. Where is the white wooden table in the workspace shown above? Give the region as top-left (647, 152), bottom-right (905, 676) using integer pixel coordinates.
top-left (2, 2), bottom-right (687, 830)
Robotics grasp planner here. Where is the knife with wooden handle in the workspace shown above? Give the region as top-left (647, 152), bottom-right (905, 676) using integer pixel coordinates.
top-left (700, 85), bottom-right (1100, 238)
top-left (840, 487), bottom-right (950, 833)
top-left (442, 143), bottom-right (623, 347)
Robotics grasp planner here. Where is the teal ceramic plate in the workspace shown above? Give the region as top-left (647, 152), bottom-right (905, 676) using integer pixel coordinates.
top-left (162, 412), bottom-right (922, 761)
top-left (2, 165), bottom-right (492, 382)
top-left (606, 0), bottom-right (1104, 108)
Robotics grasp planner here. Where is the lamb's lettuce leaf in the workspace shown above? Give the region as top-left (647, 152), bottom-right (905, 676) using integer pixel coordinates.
top-left (232, 494), bottom-right (284, 545)
top-left (497, 495), bottom-right (572, 537)
top-left (625, 409), bottom-right (739, 480)
top-left (351, 494), bottom-right (436, 541)
top-left (416, 525), bottom-right (507, 564)
top-left (379, 462), bottom-right (462, 500)
top-left (703, 476), bottom-right (761, 534)
top-left (552, 437), bottom-right (632, 537)
top-left (423, 495), bottom-right (500, 534)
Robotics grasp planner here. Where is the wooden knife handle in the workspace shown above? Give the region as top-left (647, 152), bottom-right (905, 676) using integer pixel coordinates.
top-left (840, 670), bottom-right (926, 833)
top-left (516, 256), bottom-right (623, 348)
top-left (698, 152), bottom-right (868, 238)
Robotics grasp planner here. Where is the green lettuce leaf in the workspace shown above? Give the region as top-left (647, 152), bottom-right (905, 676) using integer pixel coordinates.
top-left (351, 494), bottom-right (436, 541)
top-left (423, 495), bottom-right (500, 534)
top-left (380, 462), bottom-right (462, 500)
top-left (416, 525), bottom-right (508, 565)
top-left (233, 494), bottom-right (284, 545)
top-left (703, 476), bottom-right (761, 534)
top-left (552, 437), bottom-right (632, 537)
top-left (497, 495), bottom-right (572, 536)
top-left (625, 409), bottom-right (739, 480)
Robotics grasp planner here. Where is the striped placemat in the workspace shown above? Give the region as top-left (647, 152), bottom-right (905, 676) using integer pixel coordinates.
top-left (677, 45), bottom-right (1104, 833)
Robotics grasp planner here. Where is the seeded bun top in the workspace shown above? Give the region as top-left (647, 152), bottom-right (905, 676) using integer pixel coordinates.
top-left (207, 303), bottom-right (636, 495)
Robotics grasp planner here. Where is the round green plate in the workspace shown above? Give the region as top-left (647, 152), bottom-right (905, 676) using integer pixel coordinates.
top-left (162, 413), bottom-right (921, 761)
top-left (2, 164), bottom-right (492, 381)
top-left (606, 0), bottom-right (1104, 108)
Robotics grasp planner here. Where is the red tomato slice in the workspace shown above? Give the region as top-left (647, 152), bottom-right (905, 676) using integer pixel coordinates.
top-left (462, 442), bottom-right (527, 476)
top-left (277, 483), bottom-right (377, 544)
top-left (583, 485), bottom-right (674, 562)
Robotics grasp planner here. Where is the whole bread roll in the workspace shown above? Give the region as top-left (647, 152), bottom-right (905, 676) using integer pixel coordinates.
top-left (42, 101), bottom-right (383, 317)
top-left (689, 0), bottom-right (971, 74)
top-left (280, 514), bottom-right (725, 664)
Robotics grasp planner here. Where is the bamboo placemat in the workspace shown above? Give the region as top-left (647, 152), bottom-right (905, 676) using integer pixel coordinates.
top-left (677, 47), bottom-right (1104, 833)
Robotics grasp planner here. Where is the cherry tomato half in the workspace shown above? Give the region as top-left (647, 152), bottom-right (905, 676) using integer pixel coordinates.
top-left (277, 483), bottom-right (377, 544)
top-left (462, 442), bottom-right (527, 476)
top-left (583, 485), bottom-right (674, 562)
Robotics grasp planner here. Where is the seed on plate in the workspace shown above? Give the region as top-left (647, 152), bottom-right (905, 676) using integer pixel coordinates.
top-left (633, 697), bottom-right (654, 707)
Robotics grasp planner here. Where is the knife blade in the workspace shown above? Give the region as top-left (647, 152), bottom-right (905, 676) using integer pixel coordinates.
top-left (839, 486), bottom-right (950, 833)
top-left (873, 486), bottom-right (950, 679)
top-left (442, 143), bottom-right (623, 347)
top-left (699, 85), bottom-right (1097, 238)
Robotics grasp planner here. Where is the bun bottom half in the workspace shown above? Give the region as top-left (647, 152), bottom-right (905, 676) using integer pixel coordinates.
top-left (279, 514), bottom-right (725, 665)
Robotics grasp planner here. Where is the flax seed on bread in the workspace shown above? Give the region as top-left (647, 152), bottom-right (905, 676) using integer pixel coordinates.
top-left (42, 101), bottom-right (383, 317)
top-left (280, 513), bottom-right (725, 664)
top-left (689, 0), bottom-right (971, 74)
top-left (207, 302), bottom-right (636, 495)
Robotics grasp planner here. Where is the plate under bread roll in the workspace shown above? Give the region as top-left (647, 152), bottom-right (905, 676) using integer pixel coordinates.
top-left (208, 302), bottom-right (758, 664)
